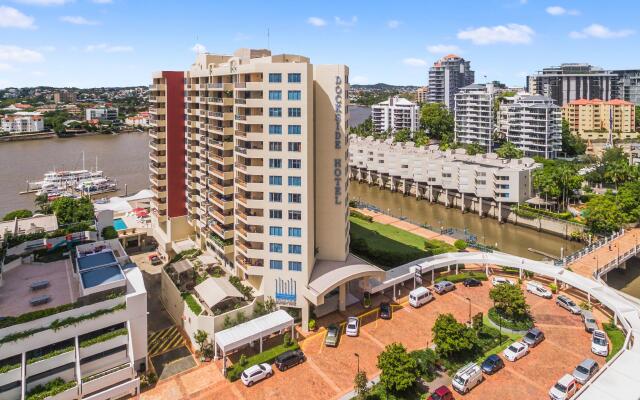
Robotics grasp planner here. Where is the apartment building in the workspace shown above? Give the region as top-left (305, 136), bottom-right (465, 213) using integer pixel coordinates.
top-left (85, 107), bottom-right (119, 122)
top-left (349, 136), bottom-right (538, 215)
top-left (124, 112), bottom-right (150, 127)
top-left (612, 69), bottom-right (640, 105)
top-left (1, 112), bottom-right (44, 133)
top-left (498, 94), bottom-right (562, 159)
top-left (415, 86), bottom-right (428, 104)
top-left (371, 95), bottom-right (420, 134)
top-left (149, 48), bottom-right (380, 329)
top-left (427, 54), bottom-right (475, 110)
top-left (630, 143), bottom-right (640, 166)
top-left (562, 99), bottom-right (637, 140)
top-left (53, 91), bottom-right (77, 104)
top-left (527, 63), bottom-right (615, 106)
top-left (454, 84), bottom-right (495, 151)
top-left (0, 239), bottom-right (147, 400)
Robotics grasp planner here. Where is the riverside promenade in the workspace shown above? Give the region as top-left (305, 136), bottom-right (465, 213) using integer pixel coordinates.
top-left (566, 228), bottom-right (640, 279)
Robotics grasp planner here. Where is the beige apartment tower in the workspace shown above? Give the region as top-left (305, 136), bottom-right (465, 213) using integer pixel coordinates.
top-left (149, 49), bottom-right (380, 329)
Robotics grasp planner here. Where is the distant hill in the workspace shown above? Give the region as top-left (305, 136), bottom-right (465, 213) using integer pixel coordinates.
top-left (351, 83), bottom-right (420, 91)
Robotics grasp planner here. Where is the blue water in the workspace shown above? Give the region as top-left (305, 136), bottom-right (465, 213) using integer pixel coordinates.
top-left (113, 218), bottom-right (128, 231)
top-left (81, 265), bottom-right (124, 288)
top-left (78, 251), bottom-right (117, 271)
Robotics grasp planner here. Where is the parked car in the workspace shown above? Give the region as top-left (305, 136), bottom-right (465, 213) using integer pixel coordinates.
top-left (325, 324), bottom-right (340, 347)
top-left (503, 341), bottom-right (529, 362)
top-left (240, 363), bottom-right (273, 386)
top-left (572, 358), bottom-right (599, 385)
top-left (451, 362), bottom-right (483, 394)
top-left (274, 349), bottom-right (306, 371)
top-left (463, 278), bottom-right (482, 287)
top-left (581, 310), bottom-right (598, 333)
top-left (526, 281), bottom-right (552, 299)
top-left (433, 281), bottom-right (455, 294)
top-left (148, 253), bottom-right (162, 265)
top-left (345, 317), bottom-right (359, 337)
top-left (591, 330), bottom-right (609, 357)
top-left (379, 302), bottom-right (392, 319)
top-left (548, 374), bottom-right (577, 400)
top-left (491, 276), bottom-right (514, 286)
top-left (523, 327), bottom-right (545, 348)
top-left (409, 286), bottom-right (433, 308)
top-left (428, 386), bottom-right (454, 400)
top-left (556, 295), bottom-right (582, 314)
top-left (480, 354), bottom-right (504, 375)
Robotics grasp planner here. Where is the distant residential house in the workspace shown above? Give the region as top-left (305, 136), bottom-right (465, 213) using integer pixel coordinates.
top-left (125, 112), bottom-right (150, 127)
top-left (1, 112), bottom-right (44, 133)
top-left (85, 106), bottom-right (119, 122)
top-left (2, 103), bottom-right (32, 112)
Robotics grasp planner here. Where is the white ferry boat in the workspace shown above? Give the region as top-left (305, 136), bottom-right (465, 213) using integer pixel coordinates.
top-left (76, 177), bottom-right (118, 195)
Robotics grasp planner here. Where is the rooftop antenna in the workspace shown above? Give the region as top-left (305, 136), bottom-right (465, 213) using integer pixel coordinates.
top-left (267, 28), bottom-right (270, 50)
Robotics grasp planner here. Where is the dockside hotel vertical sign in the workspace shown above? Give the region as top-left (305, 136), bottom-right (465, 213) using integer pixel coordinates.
top-left (334, 75), bottom-right (344, 205)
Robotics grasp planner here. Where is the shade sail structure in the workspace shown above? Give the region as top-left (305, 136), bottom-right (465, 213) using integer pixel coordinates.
top-left (214, 310), bottom-right (293, 354)
top-left (194, 277), bottom-right (243, 309)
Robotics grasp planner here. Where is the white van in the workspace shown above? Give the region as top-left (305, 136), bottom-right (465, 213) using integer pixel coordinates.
top-left (526, 281), bottom-right (552, 299)
top-left (409, 287), bottom-right (433, 308)
top-left (452, 362), bottom-right (483, 394)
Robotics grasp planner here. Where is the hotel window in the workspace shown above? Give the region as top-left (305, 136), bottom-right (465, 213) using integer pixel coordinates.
top-left (288, 125), bottom-right (301, 135)
top-left (288, 176), bottom-right (302, 186)
top-left (270, 260), bottom-right (283, 270)
top-left (268, 124), bottom-right (282, 134)
top-left (288, 159), bottom-right (301, 169)
top-left (269, 226), bottom-right (282, 236)
top-left (288, 261), bottom-right (302, 272)
top-left (268, 73), bottom-right (282, 83)
top-left (288, 142), bottom-right (301, 152)
top-left (269, 243), bottom-right (283, 253)
top-left (288, 73), bottom-right (301, 83)
top-left (269, 209), bottom-right (282, 219)
top-left (268, 90), bottom-right (282, 100)
top-left (269, 159), bottom-right (282, 168)
top-left (269, 192), bottom-right (282, 202)
top-left (269, 108), bottom-right (282, 117)
top-left (288, 108), bottom-right (301, 117)
top-left (288, 210), bottom-right (302, 220)
top-left (288, 244), bottom-right (302, 254)
top-left (288, 227), bottom-right (302, 237)
top-left (269, 142), bottom-right (282, 151)
top-left (288, 193), bottom-right (302, 203)
top-left (269, 176), bottom-right (282, 185)
top-left (288, 90), bottom-right (301, 100)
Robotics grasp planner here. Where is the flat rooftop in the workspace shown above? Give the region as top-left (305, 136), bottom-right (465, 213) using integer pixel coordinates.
top-left (77, 250), bottom-right (117, 271)
top-left (0, 259), bottom-right (76, 317)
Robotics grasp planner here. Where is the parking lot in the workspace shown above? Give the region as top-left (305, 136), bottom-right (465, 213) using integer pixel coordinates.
top-left (140, 277), bottom-right (606, 400)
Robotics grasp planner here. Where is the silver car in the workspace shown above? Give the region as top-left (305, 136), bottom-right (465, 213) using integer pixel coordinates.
top-left (581, 310), bottom-right (598, 333)
top-left (433, 281), bottom-right (455, 294)
top-left (556, 295), bottom-right (581, 314)
top-left (572, 358), bottom-right (599, 384)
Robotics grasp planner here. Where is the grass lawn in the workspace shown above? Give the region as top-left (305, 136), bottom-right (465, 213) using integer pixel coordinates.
top-left (603, 322), bottom-right (626, 361)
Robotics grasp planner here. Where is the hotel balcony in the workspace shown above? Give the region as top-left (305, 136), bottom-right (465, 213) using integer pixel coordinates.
top-left (148, 162), bottom-right (166, 175)
top-left (149, 96), bottom-right (166, 103)
top-left (148, 150), bottom-right (167, 164)
top-left (235, 255), bottom-right (264, 276)
top-left (149, 140), bottom-right (166, 152)
top-left (234, 81), bottom-right (263, 91)
top-left (236, 223), bottom-right (264, 242)
top-left (149, 173), bottom-right (167, 187)
top-left (208, 137), bottom-right (235, 151)
top-left (208, 207), bottom-right (235, 225)
top-left (207, 233), bottom-right (234, 255)
top-left (208, 221), bottom-right (234, 241)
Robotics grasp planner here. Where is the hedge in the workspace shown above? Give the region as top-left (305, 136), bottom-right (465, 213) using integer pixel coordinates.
top-left (487, 307), bottom-right (533, 331)
top-left (349, 210), bottom-right (373, 222)
top-left (182, 293), bottom-right (202, 315)
top-left (603, 322), bottom-right (626, 361)
top-left (434, 272), bottom-right (487, 284)
top-left (26, 378), bottom-right (77, 400)
top-left (227, 342), bottom-right (300, 381)
top-left (27, 345), bottom-right (74, 364)
top-left (0, 362), bottom-right (20, 374)
top-left (79, 328), bottom-right (128, 348)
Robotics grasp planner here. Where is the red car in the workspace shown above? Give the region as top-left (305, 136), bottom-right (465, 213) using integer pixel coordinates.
top-left (148, 253), bottom-right (162, 265)
top-left (429, 386), bottom-right (454, 400)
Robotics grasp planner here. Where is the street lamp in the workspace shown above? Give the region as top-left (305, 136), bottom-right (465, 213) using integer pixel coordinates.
top-left (465, 297), bottom-right (472, 325)
top-left (354, 353), bottom-right (360, 373)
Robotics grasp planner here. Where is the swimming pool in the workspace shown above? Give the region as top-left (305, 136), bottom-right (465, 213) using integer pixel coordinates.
top-left (78, 250), bottom-right (118, 271)
top-left (113, 218), bottom-right (128, 231)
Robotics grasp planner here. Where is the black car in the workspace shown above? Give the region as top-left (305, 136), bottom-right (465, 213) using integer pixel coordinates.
top-left (463, 278), bottom-right (482, 287)
top-left (523, 327), bottom-right (545, 347)
top-left (379, 302), bottom-right (392, 319)
top-left (481, 354), bottom-right (504, 374)
top-left (274, 349), bottom-right (306, 371)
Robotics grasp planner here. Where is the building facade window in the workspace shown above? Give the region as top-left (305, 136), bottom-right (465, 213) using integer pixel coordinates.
top-left (269, 142), bottom-right (282, 151)
top-left (269, 226), bottom-right (282, 236)
top-left (269, 108), bottom-right (282, 117)
top-left (269, 159), bottom-right (282, 168)
top-left (269, 243), bottom-right (283, 253)
top-left (288, 73), bottom-right (301, 83)
top-left (268, 90), bottom-right (282, 100)
top-left (288, 210), bottom-right (301, 220)
top-left (269, 260), bottom-right (283, 270)
top-left (288, 176), bottom-right (302, 186)
top-left (288, 125), bottom-right (301, 135)
top-left (268, 124), bottom-right (282, 134)
top-left (269, 176), bottom-right (282, 185)
top-left (269, 192), bottom-right (282, 202)
top-left (288, 261), bottom-right (302, 271)
top-left (268, 73), bottom-right (282, 83)
top-left (288, 159), bottom-right (301, 169)
top-left (288, 244), bottom-right (302, 254)
top-left (288, 90), bottom-right (301, 100)
top-left (269, 209), bottom-right (282, 219)
top-left (288, 227), bottom-right (302, 237)
top-left (288, 108), bottom-right (301, 117)
top-left (288, 142), bottom-right (301, 152)
top-left (288, 193), bottom-right (302, 203)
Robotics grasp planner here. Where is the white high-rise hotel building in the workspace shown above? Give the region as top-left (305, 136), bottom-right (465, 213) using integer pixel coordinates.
top-left (149, 49), bottom-right (383, 327)
top-left (371, 96), bottom-right (420, 134)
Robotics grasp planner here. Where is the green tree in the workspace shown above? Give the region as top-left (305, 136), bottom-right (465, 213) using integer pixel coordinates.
top-left (50, 197), bottom-right (95, 226)
top-left (560, 119), bottom-right (586, 156)
top-left (489, 284), bottom-right (530, 321)
top-left (420, 103), bottom-right (453, 140)
top-left (353, 370), bottom-right (369, 400)
top-left (377, 342), bottom-right (419, 393)
top-left (602, 146), bottom-right (627, 164)
top-left (349, 117), bottom-right (373, 138)
top-left (413, 130), bottom-right (429, 147)
top-left (393, 129), bottom-right (411, 143)
top-left (636, 106), bottom-right (640, 129)
top-left (453, 239), bottom-right (468, 251)
top-left (101, 226), bottom-right (118, 239)
top-left (432, 313), bottom-right (478, 358)
top-left (3, 209), bottom-right (33, 221)
top-left (34, 194), bottom-right (52, 215)
top-left (193, 329), bottom-right (208, 352)
top-left (584, 193), bottom-right (626, 234)
top-left (604, 159), bottom-right (632, 189)
top-left (463, 143), bottom-right (486, 155)
top-left (410, 349), bottom-right (437, 379)
top-left (495, 141), bottom-right (524, 159)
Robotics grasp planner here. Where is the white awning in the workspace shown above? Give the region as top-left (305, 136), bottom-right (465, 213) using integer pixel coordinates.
top-left (214, 310), bottom-right (294, 354)
top-left (194, 277), bottom-right (242, 309)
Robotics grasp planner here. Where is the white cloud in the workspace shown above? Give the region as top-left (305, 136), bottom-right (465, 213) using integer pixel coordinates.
top-left (60, 15), bottom-right (99, 25)
top-left (387, 20), bottom-right (400, 29)
top-left (12, 0), bottom-right (73, 5)
top-left (86, 43), bottom-right (133, 53)
top-left (31, 70), bottom-right (45, 77)
top-left (39, 45), bottom-right (56, 52)
top-left (427, 44), bottom-right (461, 54)
top-left (0, 45), bottom-right (44, 63)
top-left (351, 75), bottom-right (369, 85)
top-left (92, 0), bottom-right (112, 3)
top-left (307, 17), bottom-right (326, 27)
top-left (0, 63), bottom-right (13, 71)
top-left (0, 6), bottom-right (35, 29)
top-left (190, 43), bottom-right (207, 53)
top-left (402, 58), bottom-right (427, 67)
top-left (546, 6), bottom-right (579, 16)
top-left (569, 24), bottom-right (635, 39)
top-left (334, 16), bottom-right (357, 27)
top-left (457, 23), bottom-right (534, 45)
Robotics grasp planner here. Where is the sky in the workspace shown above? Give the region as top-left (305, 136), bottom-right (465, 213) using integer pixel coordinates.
top-left (0, 0), bottom-right (638, 88)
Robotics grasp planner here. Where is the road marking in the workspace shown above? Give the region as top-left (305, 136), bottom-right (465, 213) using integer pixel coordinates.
top-left (306, 358), bottom-right (342, 394)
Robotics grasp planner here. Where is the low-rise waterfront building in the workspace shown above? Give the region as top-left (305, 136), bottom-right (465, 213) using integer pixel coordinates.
top-left (0, 215), bottom-right (58, 245)
top-left (371, 95), bottom-right (420, 134)
top-left (85, 107), bottom-right (119, 122)
top-left (562, 98), bottom-right (637, 140)
top-left (124, 112), bottom-right (150, 127)
top-left (1, 112), bottom-right (44, 133)
top-left (0, 239), bottom-right (147, 400)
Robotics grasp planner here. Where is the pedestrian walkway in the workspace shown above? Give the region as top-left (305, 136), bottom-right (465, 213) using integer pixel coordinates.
top-left (567, 228), bottom-right (640, 278)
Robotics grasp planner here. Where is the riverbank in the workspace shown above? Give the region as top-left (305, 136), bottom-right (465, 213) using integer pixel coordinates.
top-left (0, 131), bottom-right (56, 142)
